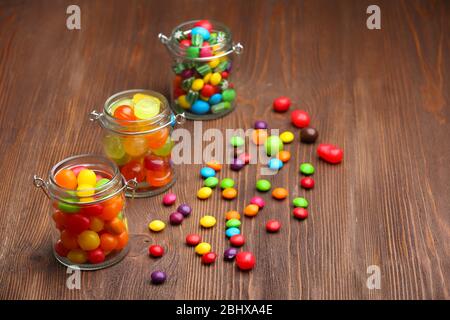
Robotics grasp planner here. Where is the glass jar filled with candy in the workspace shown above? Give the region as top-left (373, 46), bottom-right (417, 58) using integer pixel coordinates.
top-left (159, 19), bottom-right (243, 120)
top-left (90, 89), bottom-right (183, 198)
top-left (33, 154), bottom-right (136, 270)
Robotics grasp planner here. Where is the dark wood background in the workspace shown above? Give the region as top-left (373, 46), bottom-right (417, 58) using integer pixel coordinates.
top-left (0, 0), bottom-right (448, 300)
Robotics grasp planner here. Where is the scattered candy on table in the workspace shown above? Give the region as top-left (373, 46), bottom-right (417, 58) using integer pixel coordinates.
top-left (225, 227), bottom-right (241, 238)
top-left (186, 234), bottom-right (201, 246)
top-left (162, 193), bottom-right (177, 206)
top-left (265, 135), bottom-right (284, 156)
top-left (200, 166), bottom-right (216, 179)
top-left (291, 110), bottom-right (310, 128)
top-left (204, 176), bottom-right (219, 188)
top-left (273, 96), bottom-right (291, 113)
top-left (226, 219), bottom-right (241, 228)
top-left (151, 270), bottom-right (167, 284)
top-left (220, 178), bottom-right (235, 189)
top-left (272, 187), bottom-right (288, 200)
top-left (277, 150), bottom-right (291, 163)
top-left (300, 177), bottom-right (315, 189)
top-left (266, 219), bottom-right (281, 233)
top-left (235, 252), bottom-right (256, 271)
top-left (222, 187), bottom-right (237, 200)
top-left (300, 127), bottom-right (319, 143)
top-left (293, 207), bottom-right (309, 220)
top-left (201, 252), bottom-right (217, 264)
top-left (197, 186), bottom-right (213, 199)
top-left (149, 220), bottom-right (166, 232)
top-left (195, 242), bottom-right (212, 255)
top-left (250, 196), bottom-right (265, 208)
top-left (244, 204), bottom-right (259, 217)
top-left (225, 210), bottom-right (241, 220)
top-left (252, 129), bottom-right (268, 145)
top-left (254, 120), bottom-right (268, 129)
top-left (317, 143), bottom-right (343, 164)
top-left (268, 158), bottom-right (284, 171)
top-left (206, 160), bottom-right (222, 171)
top-left (292, 197), bottom-right (309, 208)
top-left (200, 215), bottom-right (217, 228)
top-left (177, 203), bottom-right (192, 217)
top-left (280, 131), bottom-right (294, 143)
top-left (299, 163), bottom-right (315, 175)
top-left (149, 245), bottom-right (165, 258)
top-left (256, 179), bottom-right (271, 192)
top-left (169, 212), bottom-right (184, 225)
top-left (223, 247), bottom-right (239, 261)
top-left (230, 234), bottom-right (245, 247)
top-left (230, 158), bottom-right (245, 171)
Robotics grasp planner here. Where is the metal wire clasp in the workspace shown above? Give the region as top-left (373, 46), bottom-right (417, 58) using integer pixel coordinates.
top-left (158, 33), bottom-right (170, 45)
top-left (89, 110), bottom-right (103, 122)
top-left (126, 178), bottom-right (138, 199)
top-left (175, 113), bottom-right (186, 125)
top-left (233, 43), bottom-right (244, 55)
top-left (33, 175), bottom-right (50, 199)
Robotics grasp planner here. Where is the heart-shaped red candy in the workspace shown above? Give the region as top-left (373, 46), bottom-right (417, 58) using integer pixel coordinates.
top-left (317, 144), bottom-right (343, 164)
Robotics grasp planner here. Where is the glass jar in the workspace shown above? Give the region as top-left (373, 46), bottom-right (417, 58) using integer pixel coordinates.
top-left (90, 89), bottom-right (184, 198)
top-left (159, 19), bottom-right (243, 120)
top-left (33, 154), bottom-right (136, 270)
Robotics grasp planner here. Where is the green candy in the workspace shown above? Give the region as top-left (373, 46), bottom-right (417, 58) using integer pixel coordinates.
top-left (214, 60), bottom-right (229, 73)
top-left (58, 198), bottom-right (80, 213)
top-left (222, 89), bottom-right (236, 102)
top-left (299, 163), bottom-right (315, 175)
top-left (186, 90), bottom-right (199, 105)
top-left (226, 219), bottom-right (241, 228)
top-left (211, 102), bottom-right (230, 114)
top-left (204, 177), bottom-right (219, 188)
top-left (265, 136), bottom-right (284, 156)
top-left (196, 64), bottom-right (211, 76)
top-left (292, 197), bottom-right (308, 208)
top-left (186, 46), bottom-right (199, 58)
top-left (256, 179), bottom-right (271, 192)
top-left (191, 34), bottom-right (203, 47)
top-left (230, 136), bottom-right (244, 147)
top-left (117, 211), bottom-right (124, 220)
top-left (172, 63), bottom-right (185, 74)
top-left (182, 77), bottom-right (195, 91)
top-left (220, 178), bottom-right (235, 189)
top-left (152, 137), bottom-right (174, 156)
top-left (95, 178), bottom-right (110, 188)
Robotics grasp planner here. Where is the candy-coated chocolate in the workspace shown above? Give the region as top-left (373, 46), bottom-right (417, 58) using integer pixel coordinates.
top-left (177, 203), bottom-right (192, 217)
top-left (162, 193), bottom-right (177, 206)
top-left (222, 187), bottom-right (237, 200)
top-left (230, 234), bottom-right (245, 247)
top-left (202, 252), bottom-right (217, 264)
top-left (169, 212), bottom-right (184, 225)
top-left (226, 219), bottom-right (241, 228)
top-left (230, 158), bottom-right (245, 171)
top-left (151, 271), bottom-right (167, 284)
top-left (300, 127), bottom-right (319, 143)
top-left (266, 219), bottom-right (281, 233)
top-left (254, 120), bottom-right (268, 130)
top-left (235, 252), bottom-right (256, 270)
top-left (291, 110), bottom-right (310, 128)
top-left (280, 131), bottom-right (294, 143)
top-left (195, 242), bottom-right (211, 255)
top-left (299, 163), bottom-right (315, 175)
top-left (272, 187), bottom-right (288, 200)
top-left (292, 197), bottom-right (308, 208)
top-left (293, 207), bottom-right (308, 219)
top-left (268, 158), bottom-right (283, 171)
top-left (300, 177), bottom-right (315, 189)
top-left (200, 215), bottom-right (216, 228)
top-left (186, 234), bottom-right (201, 246)
top-left (148, 220), bottom-right (166, 232)
top-left (197, 187), bottom-right (213, 199)
top-left (256, 179), bottom-right (271, 192)
top-left (225, 210), bottom-right (241, 220)
top-left (206, 160), bottom-right (222, 171)
top-left (149, 245), bottom-right (164, 257)
top-left (250, 196), bottom-right (265, 208)
top-left (220, 178), bottom-right (235, 189)
top-left (200, 166), bottom-right (216, 179)
top-left (276, 150), bottom-right (291, 163)
top-left (223, 247), bottom-right (239, 261)
top-left (265, 136), bottom-right (284, 156)
top-left (273, 96), bottom-right (291, 112)
top-left (225, 227), bottom-right (241, 238)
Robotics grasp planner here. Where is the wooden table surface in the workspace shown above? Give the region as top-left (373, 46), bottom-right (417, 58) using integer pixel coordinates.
top-left (0, 0), bottom-right (449, 300)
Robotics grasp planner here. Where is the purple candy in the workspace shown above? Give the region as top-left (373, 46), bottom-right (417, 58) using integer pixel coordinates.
top-left (250, 196), bottom-right (265, 208)
top-left (162, 193), bottom-right (177, 206)
top-left (254, 120), bottom-right (268, 130)
top-left (181, 69), bottom-right (195, 79)
top-left (169, 212), bottom-right (184, 225)
top-left (151, 270), bottom-right (167, 284)
top-left (224, 247), bottom-right (239, 261)
top-left (177, 203), bottom-right (192, 217)
top-left (230, 158), bottom-right (245, 171)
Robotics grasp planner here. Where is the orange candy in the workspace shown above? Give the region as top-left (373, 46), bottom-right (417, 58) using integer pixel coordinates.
top-left (100, 196), bottom-right (124, 221)
top-left (272, 187), bottom-right (288, 200)
top-left (54, 169), bottom-right (77, 189)
top-left (277, 150), bottom-right (291, 163)
top-left (116, 231), bottom-right (129, 250)
top-left (206, 160), bottom-right (222, 171)
top-left (147, 127), bottom-right (169, 149)
top-left (106, 218), bottom-right (126, 234)
top-left (225, 210), bottom-right (241, 220)
top-left (222, 188), bottom-right (237, 200)
top-left (146, 169), bottom-right (172, 187)
top-left (252, 129), bottom-right (268, 145)
top-left (60, 230), bottom-right (79, 250)
top-left (244, 204), bottom-right (259, 217)
top-left (100, 233), bottom-right (118, 252)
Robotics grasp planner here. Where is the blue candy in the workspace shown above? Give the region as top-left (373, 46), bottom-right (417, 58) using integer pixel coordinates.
top-left (209, 93), bottom-right (222, 105)
top-left (191, 27), bottom-right (210, 41)
top-left (200, 166), bottom-right (216, 179)
top-left (191, 100), bottom-right (210, 114)
top-left (225, 227), bottom-right (241, 238)
top-left (170, 113), bottom-right (176, 127)
top-left (268, 158), bottom-right (283, 171)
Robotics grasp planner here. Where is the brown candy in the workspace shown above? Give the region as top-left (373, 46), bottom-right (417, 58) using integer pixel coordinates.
top-left (300, 127), bottom-right (318, 143)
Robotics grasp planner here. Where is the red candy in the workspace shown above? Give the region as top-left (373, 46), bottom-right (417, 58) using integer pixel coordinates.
top-left (54, 240), bottom-right (69, 257)
top-left (273, 96), bottom-right (291, 113)
top-left (317, 143), bottom-right (343, 164)
top-left (149, 245), bottom-right (165, 258)
top-left (201, 252), bottom-right (217, 264)
top-left (120, 160), bottom-right (145, 182)
top-left (65, 214), bottom-right (90, 234)
top-left (201, 84), bottom-right (215, 97)
top-left (230, 234), bottom-right (245, 247)
top-left (291, 110), bottom-right (310, 128)
top-left (266, 219), bottom-right (281, 233)
top-left (88, 248), bottom-right (105, 264)
top-left (113, 105), bottom-right (136, 121)
top-left (194, 20), bottom-right (213, 32)
top-left (300, 177), bottom-right (315, 189)
top-left (179, 39), bottom-right (191, 49)
top-left (293, 207), bottom-right (308, 220)
top-left (82, 204), bottom-right (103, 216)
top-left (186, 234), bottom-right (201, 246)
top-left (235, 252), bottom-right (256, 271)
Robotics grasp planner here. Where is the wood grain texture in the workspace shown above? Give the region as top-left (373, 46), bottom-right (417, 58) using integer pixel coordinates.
top-left (0, 0), bottom-right (449, 300)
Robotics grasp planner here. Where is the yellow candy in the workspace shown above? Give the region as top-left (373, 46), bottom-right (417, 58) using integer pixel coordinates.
top-left (132, 93), bottom-right (152, 104)
top-left (200, 95), bottom-right (209, 101)
top-left (79, 197), bottom-right (95, 203)
top-left (89, 217), bottom-right (104, 232)
top-left (280, 131), bottom-right (295, 144)
top-left (77, 169), bottom-right (96, 186)
top-left (197, 187), bottom-right (213, 199)
top-left (200, 215), bottom-right (216, 228)
top-left (178, 95), bottom-right (190, 109)
top-left (195, 242), bottom-right (211, 255)
top-left (148, 220), bottom-right (165, 232)
top-left (191, 79), bottom-right (204, 91)
top-left (67, 249), bottom-right (87, 264)
top-left (123, 136), bottom-right (148, 157)
top-left (76, 184), bottom-right (95, 198)
top-left (210, 72), bottom-right (222, 86)
top-left (77, 230), bottom-right (100, 251)
top-left (208, 59), bottom-right (220, 68)
top-left (203, 73), bottom-right (212, 84)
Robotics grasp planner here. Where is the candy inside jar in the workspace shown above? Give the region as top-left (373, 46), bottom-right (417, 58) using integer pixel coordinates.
top-left (159, 19), bottom-right (243, 120)
top-left (34, 154), bottom-right (135, 270)
top-left (91, 90), bottom-right (182, 198)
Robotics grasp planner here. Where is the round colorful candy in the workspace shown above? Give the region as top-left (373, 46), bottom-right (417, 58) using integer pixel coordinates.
top-left (225, 219), bottom-right (241, 228)
top-left (148, 220), bottom-right (166, 232)
top-left (256, 179), bottom-right (271, 192)
top-left (268, 158), bottom-right (283, 171)
top-left (169, 212), bottom-right (184, 225)
top-left (265, 136), bottom-right (284, 156)
top-left (195, 242), bottom-right (211, 255)
top-left (220, 178), bottom-right (235, 189)
top-left (230, 158), bottom-right (245, 171)
top-left (230, 234), bottom-right (245, 247)
top-left (194, 20), bottom-right (213, 32)
top-left (77, 169), bottom-right (97, 187)
top-left (277, 150), bottom-right (291, 163)
top-left (87, 248), bottom-right (105, 264)
top-left (250, 196), bottom-right (265, 208)
top-left (224, 247), bottom-right (239, 261)
top-left (149, 245), bottom-right (164, 257)
top-left (225, 227), bottom-right (241, 238)
top-left (200, 166), bottom-right (216, 179)
top-left (55, 169), bottom-right (77, 189)
top-left (293, 207), bottom-right (308, 219)
top-left (66, 214), bottom-right (90, 234)
top-left (222, 188), bottom-right (237, 200)
top-left (299, 163), bottom-right (315, 175)
top-left (201, 252), bottom-right (217, 264)
top-left (225, 210), bottom-right (241, 220)
top-left (77, 230), bottom-right (100, 251)
top-left (197, 187), bottom-right (213, 199)
top-left (177, 204), bottom-right (192, 217)
top-left (292, 197), bottom-right (309, 208)
top-left (134, 97), bottom-right (160, 119)
top-left (280, 131), bottom-right (294, 144)
top-left (266, 219), bottom-right (281, 233)
top-left (235, 252), bottom-right (256, 271)
top-left (162, 193), bottom-right (177, 206)
top-left (254, 120), bottom-right (268, 130)
top-left (272, 187), bottom-right (288, 200)
top-left (191, 100), bottom-right (210, 114)
top-left (291, 110), bottom-right (310, 128)
top-left (300, 127), bottom-right (319, 143)
top-left (186, 234), bottom-right (201, 246)
top-left (206, 160), bottom-right (222, 171)
top-left (273, 96), bottom-right (291, 112)
top-left (300, 177), bottom-right (315, 189)
top-left (317, 143), bottom-right (343, 164)
top-left (151, 270), bottom-right (167, 284)
top-left (200, 215), bottom-right (216, 228)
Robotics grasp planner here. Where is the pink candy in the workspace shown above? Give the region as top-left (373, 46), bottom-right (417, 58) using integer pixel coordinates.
top-left (250, 196), bottom-right (265, 208)
top-left (200, 46), bottom-right (213, 58)
top-left (162, 193), bottom-right (177, 206)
